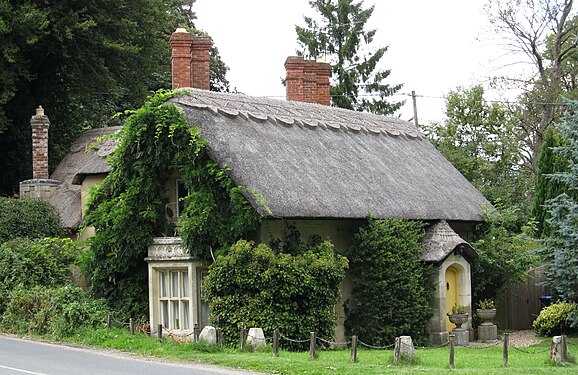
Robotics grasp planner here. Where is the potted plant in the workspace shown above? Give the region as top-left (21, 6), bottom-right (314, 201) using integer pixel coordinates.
top-left (447, 304), bottom-right (469, 328)
top-left (476, 299), bottom-right (496, 325)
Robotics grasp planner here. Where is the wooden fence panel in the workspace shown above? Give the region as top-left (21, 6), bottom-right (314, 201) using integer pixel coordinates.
top-left (495, 267), bottom-right (550, 330)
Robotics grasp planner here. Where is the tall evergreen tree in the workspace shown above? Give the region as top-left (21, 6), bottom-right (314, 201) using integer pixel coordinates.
top-left (541, 100), bottom-right (578, 312)
top-left (532, 126), bottom-right (570, 237)
top-left (295, 0), bottom-right (403, 115)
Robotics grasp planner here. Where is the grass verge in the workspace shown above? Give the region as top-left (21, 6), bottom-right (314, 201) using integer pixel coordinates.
top-left (42, 328), bottom-right (578, 374)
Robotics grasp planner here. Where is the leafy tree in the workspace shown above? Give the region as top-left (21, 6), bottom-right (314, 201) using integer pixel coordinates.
top-left (344, 219), bottom-right (432, 346)
top-left (471, 207), bottom-right (538, 303)
top-left (0, 196), bottom-right (63, 243)
top-left (295, 0), bottom-right (403, 115)
top-left (532, 126), bottom-right (570, 237)
top-left (206, 239), bottom-right (347, 347)
top-left (0, 0), bottom-right (230, 195)
top-left (486, 0), bottom-right (577, 176)
top-left (541, 100), bottom-right (578, 320)
top-left (425, 85), bottom-right (528, 210)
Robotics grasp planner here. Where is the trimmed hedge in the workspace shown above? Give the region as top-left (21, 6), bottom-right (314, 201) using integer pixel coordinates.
top-left (0, 196), bottom-right (63, 243)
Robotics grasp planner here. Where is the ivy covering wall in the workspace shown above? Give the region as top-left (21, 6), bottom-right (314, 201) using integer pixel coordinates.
top-left (85, 90), bottom-right (260, 318)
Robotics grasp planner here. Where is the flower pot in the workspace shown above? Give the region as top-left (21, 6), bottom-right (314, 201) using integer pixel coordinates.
top-left (447, 313), bottom-right (469, 329)
top-left (476, 308), bottom-right (496, 325)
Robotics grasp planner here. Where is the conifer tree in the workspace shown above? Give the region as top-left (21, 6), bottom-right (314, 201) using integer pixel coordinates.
top-left (532, 126), bottom-right (570, 237)
top-left (541, 101), bottom-right (578, 313)
top-left (295, 0), bottom-right (403, 115)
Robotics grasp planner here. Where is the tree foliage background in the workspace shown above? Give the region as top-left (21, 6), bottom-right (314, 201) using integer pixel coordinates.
top-left (296, 0), bottom-right (403, 115)
top-left (0, 0), bottom-right (230, 195)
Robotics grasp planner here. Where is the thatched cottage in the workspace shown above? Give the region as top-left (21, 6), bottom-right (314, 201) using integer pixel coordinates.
top-left (20, 29), bottom-right (490, 345)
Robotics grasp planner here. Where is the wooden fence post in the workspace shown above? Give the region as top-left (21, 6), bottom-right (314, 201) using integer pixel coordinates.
top-left (561, 335), bottom-right (568, 363)
top-left (393, 337), bottom-right (401, 365)
top-left (158, 324), bottom-right (163, 340)
top-left (449, 334), bottom-right (455, 369)
top-left (240, 324), bottom-right (245, 350)
top-left (216, 328), bottom-right (222, 347)
top-left (350, 335), bottom-right (358, 363)
top-left (106, 314), bottom-right (112, 329)
top-left (309, 332), bottom-right (316, 360)
top-left (502, 332), bottom-right (509, 367)
top-left (129, 318), bottom-right (135, 335)
top-left (193, 323), bottom-right (199, 342)
top-left (273, 329), bottom-right (280, 357)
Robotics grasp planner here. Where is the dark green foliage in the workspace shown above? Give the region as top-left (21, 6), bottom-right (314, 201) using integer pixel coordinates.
top-left (532, 126), bottom-right (570, 238)
top-left (344, 219), bottom-right (432, 346)
top-left (205, 240), bottom-right (347, 348)
top-left (85, 90), bottom-right (259, 319)
top-left (0, 196), bottom-right (63, 243)
top-left (471, 207), bottom-right (538, 303)
top-left (541, 101), bottom-right (578, 320)
top-left (0, 0), bottom-right (231, 195)
top-left (296, 0), bottom-right (403, 115)
top-left (0, 237), bottom-right (81, 313)
top-left (532, 301), bottom-right (578, 336)
top-left (1, 284), bottom-right (107, 338)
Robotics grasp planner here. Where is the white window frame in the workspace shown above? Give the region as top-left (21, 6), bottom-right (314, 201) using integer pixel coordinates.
top-left (158, 269), bottom-right (191, 331)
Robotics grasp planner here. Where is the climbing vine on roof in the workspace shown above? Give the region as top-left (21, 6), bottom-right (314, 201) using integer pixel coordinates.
top-left (84, 90), bottom-right (260, 318)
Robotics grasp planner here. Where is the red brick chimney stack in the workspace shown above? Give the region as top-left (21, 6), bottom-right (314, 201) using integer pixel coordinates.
top-left (170, 28), bottom-right (212, 90)
top-left (30, 106), bottom-right (50, 179)
top-left (285, 56), bottom-right (331, 105)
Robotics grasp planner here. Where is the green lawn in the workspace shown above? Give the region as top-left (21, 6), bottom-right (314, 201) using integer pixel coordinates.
top-left (61, 328), bottom-right (577, 374)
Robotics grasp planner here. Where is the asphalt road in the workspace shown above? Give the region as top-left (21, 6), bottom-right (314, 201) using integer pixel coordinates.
top-left (0, 335), bottom-right (259, 375)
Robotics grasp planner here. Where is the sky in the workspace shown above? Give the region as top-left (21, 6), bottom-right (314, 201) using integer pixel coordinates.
top-left (193, 0), bottom-right (517, 124)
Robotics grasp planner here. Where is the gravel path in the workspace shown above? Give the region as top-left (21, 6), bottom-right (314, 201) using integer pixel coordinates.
top-left (469, 329), bottom-right (543, 347)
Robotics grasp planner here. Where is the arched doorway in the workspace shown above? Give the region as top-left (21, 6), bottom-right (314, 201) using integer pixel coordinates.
top-left (445, 265), bottom-right (460, 331)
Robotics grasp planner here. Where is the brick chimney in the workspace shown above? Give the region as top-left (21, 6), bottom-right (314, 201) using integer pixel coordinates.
top-left (31, 106), bottom-right (50, 179)
top-left (285, 56), bottom-right (331, 105)
top-left (20, 106), bottom-right (60, 199)
top-left (170, 28), bottom-right (212, 90)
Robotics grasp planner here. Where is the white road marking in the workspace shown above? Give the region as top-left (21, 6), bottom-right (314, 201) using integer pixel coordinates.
top-left (0, 364), bottom-right (50, 375)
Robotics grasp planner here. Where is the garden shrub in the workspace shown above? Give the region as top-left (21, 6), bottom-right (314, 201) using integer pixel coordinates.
top-left (1, 284), bottom-right (107, 338)
top-left (206, 239), bottom-right (347, 348)
top-left (85, 90), bottom-right (259, 319)
top-left (0, 237), bottom-right (81, 313)
top-left (344, 218), bottom-right (433, 346)
top-left (0, 197), bottom-right (63, 243)
top-left (532, 301), bottom-right (578, 336)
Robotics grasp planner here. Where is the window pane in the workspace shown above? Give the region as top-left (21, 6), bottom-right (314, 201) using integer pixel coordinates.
top-left (171, 300), bottom-right (180, 330)
top-left (171, 272), bottom-right (179, 298)
top-left (182, 271), bottom-right (189, 297)
top-left (161, 301), bottom-right (169, 328)
top-left (181, 301), bottom-right (190, 330)
top-left (160, 271), bottom-right (168, 298)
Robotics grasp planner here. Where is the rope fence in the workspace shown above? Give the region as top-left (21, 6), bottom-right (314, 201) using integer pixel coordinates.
top-left (103, 314), bottom-right (574, 368)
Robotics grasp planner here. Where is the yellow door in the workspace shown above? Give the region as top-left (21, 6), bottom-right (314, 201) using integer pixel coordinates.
top-left (445, 266), bottom-right (459, 331)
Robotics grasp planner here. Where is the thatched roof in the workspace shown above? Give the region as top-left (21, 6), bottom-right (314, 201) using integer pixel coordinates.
top-left (49, 88), bottom-right (491, 228)
top-left (48, 127), bottom-right (120, 229)
top-left (170, 89), bottom-right (491, 221)
top-left (421, 220), bottom-right (477, 263)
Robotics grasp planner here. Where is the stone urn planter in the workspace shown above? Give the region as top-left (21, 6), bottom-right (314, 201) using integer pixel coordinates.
top-left (476, 308), bottom-right (497, 325)
top-left (447, 313), bottom-right (469, 329)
